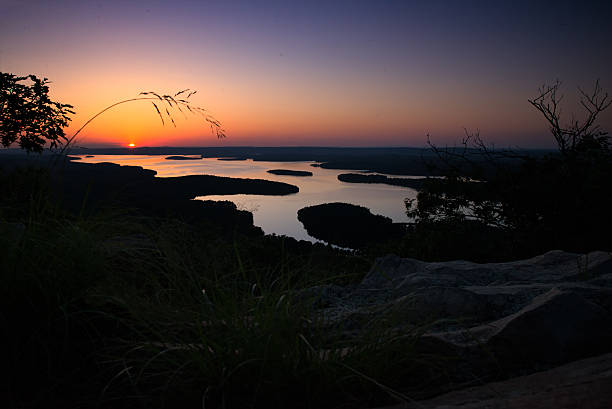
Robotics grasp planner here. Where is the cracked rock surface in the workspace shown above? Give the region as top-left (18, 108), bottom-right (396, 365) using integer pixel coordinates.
top-left (304, 250), bottom-right (612, 387)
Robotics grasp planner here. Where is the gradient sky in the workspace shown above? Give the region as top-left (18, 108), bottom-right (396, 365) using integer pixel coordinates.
top-left (1, 0), bottom-right (611, 148)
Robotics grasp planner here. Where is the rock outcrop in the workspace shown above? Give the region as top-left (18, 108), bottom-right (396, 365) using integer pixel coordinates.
top-left (304, 250), bottom-right (612, 384)
top-left (383, 352), bottom-right (612, 409)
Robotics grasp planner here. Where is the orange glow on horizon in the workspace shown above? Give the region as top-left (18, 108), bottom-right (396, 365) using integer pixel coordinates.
top-left (128, 143), bottom-right (135, 147)
top-left (2, 2), bottom-right (611, 149)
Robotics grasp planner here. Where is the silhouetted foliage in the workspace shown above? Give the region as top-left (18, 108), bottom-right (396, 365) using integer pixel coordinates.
top-left (405, 81), bottom-right (612, 260)
top-left (0, 72), bottom-right (74, 153)
top-left (528, 79), bottom-right (610, 156)
top-left (1, 154), bottom-right (377, 408)
top-left (65, 89), bottom-right (226, 153)
top-left (1, 71), bottom-right (227, 155)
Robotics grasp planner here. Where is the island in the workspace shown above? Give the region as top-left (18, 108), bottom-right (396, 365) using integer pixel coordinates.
top-left (297, 202), bottom-right (405, 249)
top-left (217, 157), bottom-right (247, 161)
top-left (267, 169), bottom-right (313, 177)
top-left (337, 173), bottom-right (425, 189)
top-left (165, 155), bottom-right (203, 160)
top-left (0, 154), bottom-right (298, 232)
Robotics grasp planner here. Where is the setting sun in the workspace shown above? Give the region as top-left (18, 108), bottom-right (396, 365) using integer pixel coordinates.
top-left (2, 1), bottom-right (612, 407)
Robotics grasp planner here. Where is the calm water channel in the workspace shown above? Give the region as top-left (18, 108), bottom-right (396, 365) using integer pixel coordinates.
top-left (77, 155), bottom-right (418, 242)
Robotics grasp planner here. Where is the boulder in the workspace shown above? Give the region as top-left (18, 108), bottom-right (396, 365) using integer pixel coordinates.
top-left (303, 250), bottom-right (612, 386)
top-left (361, 250), bottom-right (612, 291)
top-left (402, 352), bottom-right (612, 409)
top-left (384, 286), bottom-right (510, 324)
top-left (428, 288), bottom-right (612, 366)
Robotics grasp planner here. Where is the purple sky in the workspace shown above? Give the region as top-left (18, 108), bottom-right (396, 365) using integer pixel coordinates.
top-left (1, 0), bottom-right (611, 147)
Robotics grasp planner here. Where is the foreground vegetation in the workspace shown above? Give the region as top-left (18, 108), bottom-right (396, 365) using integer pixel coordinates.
top-left (4, 144), bottom-right (611, 407)
top-left (398, 80), bottom-right (612, 262)
top-left (3, 71), bottom-right (611, 408)
top-left (2, 164), bottom-right (442, 409)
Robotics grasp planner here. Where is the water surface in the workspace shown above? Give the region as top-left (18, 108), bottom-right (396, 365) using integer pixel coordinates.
top-left (78, 155), bottom-right (417, 242)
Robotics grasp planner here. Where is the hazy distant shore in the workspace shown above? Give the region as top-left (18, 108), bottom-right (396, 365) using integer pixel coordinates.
top-left (62, 146), bottom-right (552, 175)
top-left (69, 146), bottom-right (438, 174)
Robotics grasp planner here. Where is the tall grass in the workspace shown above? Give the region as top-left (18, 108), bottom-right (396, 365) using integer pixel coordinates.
top-left (61, 88), bottom-right (225, 154)
top-left (95, 219), bottom-right (429, 408)
top-left (1, 76), bottom-right (452, 407)
top-left (1, 166), bottom-right (458, 409)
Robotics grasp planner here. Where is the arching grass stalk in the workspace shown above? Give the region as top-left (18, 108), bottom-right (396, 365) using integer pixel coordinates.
top-left (59, 89), bottom-right (225, 155)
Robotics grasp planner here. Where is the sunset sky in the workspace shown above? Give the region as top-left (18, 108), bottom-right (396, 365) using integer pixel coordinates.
top-left (1, 0), bottom-right (611, 148)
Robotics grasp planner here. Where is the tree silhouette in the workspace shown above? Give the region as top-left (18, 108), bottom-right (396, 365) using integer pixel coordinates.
top-left (1, 71), bottom-right (226, 154)
top-left (0, 72), bottom-right (74, 153)
top-left (405, 80), bottom-right (612, 260)
top-left (528, 79), bottom-right (611, 155)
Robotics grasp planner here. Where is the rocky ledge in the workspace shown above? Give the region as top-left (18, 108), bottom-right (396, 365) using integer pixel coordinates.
top-left (303, 250), bottom-right (612, 399)
top-left (388, 352), bottom-right (612, 409)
